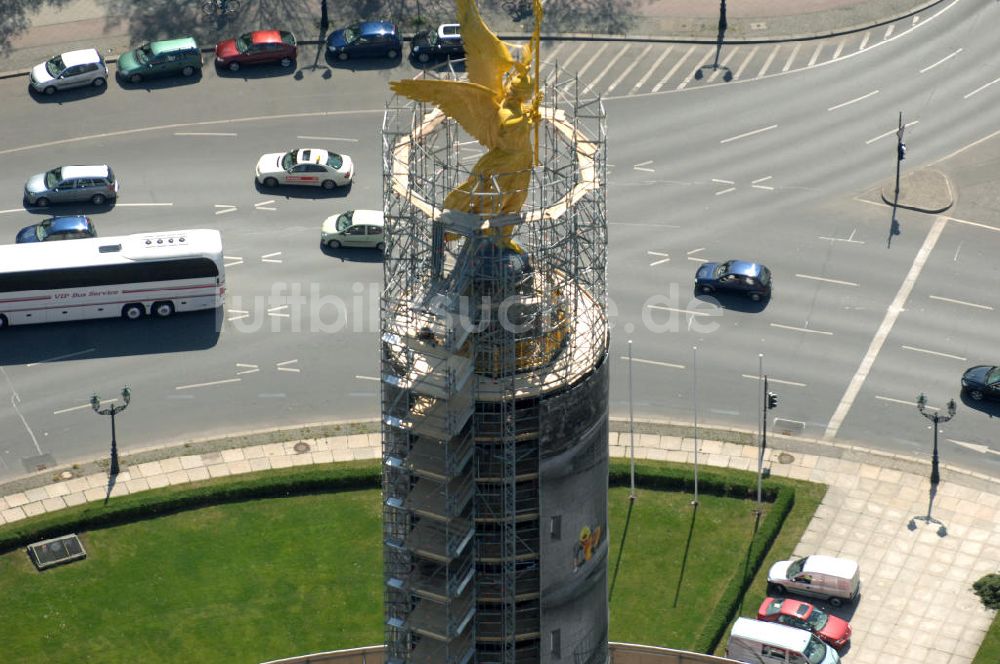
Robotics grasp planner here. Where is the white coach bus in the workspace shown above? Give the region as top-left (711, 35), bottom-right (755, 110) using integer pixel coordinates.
top-left (0, 229), bottom-right (225, 329)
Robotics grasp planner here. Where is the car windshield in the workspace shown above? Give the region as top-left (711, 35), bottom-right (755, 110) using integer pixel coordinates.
top-left (986, 367), bottom-right (1000, 386)
top-left (716, 261), bottom-right (733, 278)
top-left (44, 168), bottom-right (62, 189)
top-left (34, 224), bottom-right (50, 241)
top-left (236, 34), bottom-right (252, 53)
top-left (802, 637), bottom-right (827, 664)
top-left (326, 153), bottom-right (343, 169)
top-left (335, 212), bottom-right (353, 232)
top-left (136, 44), bottom-right (153, 64)
top-left (806, 607), bottom-right (829, 630)
top-left (758, 266), bottom-right (771, 285)
top-left (343, 27), bottom-right (358, 44)
top-left (45, 54), bottom-right (65, 77)
top-left (787, 558), bottom-right (806, 576)
top-left (281, 152), bottom-right (297, 171)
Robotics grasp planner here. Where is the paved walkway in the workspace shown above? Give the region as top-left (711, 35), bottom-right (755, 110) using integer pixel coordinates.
top-left (1, 420), bottom-right (997, 664)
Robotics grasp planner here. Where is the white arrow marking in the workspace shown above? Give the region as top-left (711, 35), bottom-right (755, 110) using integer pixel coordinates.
top-left (255, 200), bottom-right (277, 211)
top-left (227, 309), bottom-right (249, 322)
top-left (267, 305), bottom-right (290, 318)
top-left (261, 252), bottom-right (283, 264)
top-left (224, 255), bottom-right (243, 267)
top-left (236, 363), bottom-right (259, 375)
top-left (751, 176), bottom-right (774, 190)
top-left (949, 439), bottom-right (1000, 456)
top-left (276, 360), bottom-right (300, 373)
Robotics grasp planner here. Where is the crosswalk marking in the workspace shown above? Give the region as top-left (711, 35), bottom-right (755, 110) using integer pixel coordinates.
top-left (608, 43), bottom-right (651, 92)
top-left (574, 42), bottom-right (609, 79)
top-left (634, 45), bottom-right (673, 90)
top-left (858, 31), bottom-right (871, 50)
top-left (652, 45), bottom-right (694, 92)
top-left (757, 44), bottom-right (781, 78)
top-left (781, 43), bottom-right (801, 72)
top-left (559, 42), bottom-right (587, 70)
top-left (583, 43), bottom-right (630, 94)
top-left (831, 39), bottom-right (846, 60)
top-left (733, 45), bottom-right (758, 80)
top-left (807, 43), bottom-right (823, 67)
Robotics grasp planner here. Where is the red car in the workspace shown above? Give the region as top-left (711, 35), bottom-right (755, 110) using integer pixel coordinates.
top-left (757, 597), bottom-right (852, 649)
top-left (215, 30), bottom-right (297, 71)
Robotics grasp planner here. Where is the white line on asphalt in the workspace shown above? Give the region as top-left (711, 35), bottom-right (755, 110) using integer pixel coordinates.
top-left (964, 76), bottom-right (1000, 99)
top-left (831, 39), bottom-right (846, 60)
top-left (227, 309), bottom-right (249, 322)
top-left (929, 294), bottom-right (992, 310)
top-left (948, 439), bottom-right (1000, 456)
top-left (715, 187), bottom-right (736, 196)
top-left (0, 208), bottom-right (29, 214)
top-left (26, 348), bottom-right (96, 366)
top-left (949, 216), bottom-right (1000, 232)
top-left (634, 167), bottom-right (655, 173)
top-left (901, 345), bottom-right (966, 361)
top-left (277, 360), bottom-right (300, 373)
top-left (620, 356), bottom-right (685, 370)
top-left (720, 125), bottom-right (777, 144)
top-left (53, 403), bottom-right (93, 415)
top-left (236, 363), bottom-right (259, 375)
top-left (807, 43), bottom-right (823, 67)
top-left (756, 44), bottom-right (781, 78)
top-left (647, 304), bottom-right (713, 317)
top-left (676, 46), bottom-right (716, 90)
top-left (884, 25), bottom-right (895, 40)
top-left (652, 45), bottom-right (694, 92)
top-left (608, 44), bottom-right (650, 92)
top-left (687, 248), bottom-right (704, 255)
top-left (733, 45), bottom-right (759, 80)
top-left (224, 256), bottom-right (244, 267)
top-left (261, 251), bottom-right (282, 264)
top-left (818, 233), bottom-right (864, 244)
top-left (113, 203), bottom-right (175, 207)
top-left (267, 305), bottom-right (289, 318)
top-left (634, 45), bottom-right (673, 90)
top-left (742, 374), bottom-right (806, 387)
top-left (583, 43), bottom-right (630, 94)
top-left (647, 250), bottom-right (669, 266)
top-left (828, 90), bottom-right (879, 111)
top-left (355, 375), bottom-right (380, 381)
top-left (876, 395), bottom-right (927, 408)
top-left (781, 43), bottom-right (802, 72)
top-left (858, 31), bottom-right (871, 50)
top-left (920, 48), bottom-right (962, 73)
top-left (825, 216), bottom-right (948, 439)
top-left (174, 132), bottom-right (237, 136)
top-left (215, 205), bottom-right (237, 215)
top-left (770, 323), bottom-right (834, 335)
top-left (795, 274), bottom-right (859, 286)
top-left (575, 43), bottom-right (609, 79)
top-left (688, 257), bottom-right (709, 263)
top-left (866, 120), bottom-right (918, 144)
top-left (295, 136), bottom-right (359, 142)
top-left (712, 178), bottom-right (734, 184)
top-left (751, 176), bottom-right (774, 190)
top-left (176, 378), bottom-right (242, 390)
top-left (559, 42), bottom-right (588, 70)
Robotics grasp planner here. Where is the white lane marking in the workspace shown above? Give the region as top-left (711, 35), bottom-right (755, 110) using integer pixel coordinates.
top-left (227, 309), bottom-right (249, 322)
top-left (819, 229), bottom-right (864, 244)
top-left (676, 46), bottom-right (716, 90)
top-left (215, 204), bottom-right (237, 215)
top-left (858, 32), bottom-right (871, 50)
top-left (884, 25), bottom-right (895, 39)
top-left (174, 132), bottom-right (237, 136)
top-left (756, 44), bottom-right (781, 78)
top-left (795, 274), bottom-right (859, 287)
top-left (53, 402), bottom-right (94, 415)
top-left (825, 216), bottom-right (948, 439)
top-left (687, 248), bottom-right (704, 255)
top-left (295, 136), bottom-right (359, 142)
top-left (634, 45), bottom-right (673, 90)
top-left (715, 186), bottom-right (736, 196)
top-left (781, 43), bottom-right (802, 72)
top-left (652, 45), bottom-right (694, 92)
top-left (236, 363), bottom-right (260, 375)
top-left (608, 44), bottom-right (651, 92)
top-left (176, 378), bottom-right (242, 390)
top-left (574, 42), bottom-right (609, 79)
top-left (276, 359), bottom-right (300, 373)
top-left (807, 43), bottom-right (823, 67)
top-left (224, 256), bottom-right (244, 267)
top-left (876, 394), bottom-right (924, 407)
top-left (929, 294), bottom-right (992, 310)
top-left (261, 252), bottom-right (282, 264)
top-left (751, 176), bottom-right (774, 190)
top-left (3, 368), bottom-right (43, 455)
top-left (949, 216), bottom-right (1000, 232)
top-left (620, 356), bottom-right (685, 370)
top-left (831, 39), bottom-right (846, 60)
top-left (26, 348), bottom-right (96, 366)
top-left (828, 90), bottom-right (878, 111)
top-left (113, 203), bottom-right (174, 207)
top-left (733, 45), bottom-right (759, 80)
top-left (949, 439), bottom-right (1000, 456)
top-left (254, 200), bottom-right (276, 211)
top-left (583, 43), bottom-right (630, 94)
top-left (770, 323), bottom-right (834, 336)
top-left (0, 208), bottom-right (30, 214)
top-left (633, 160), bottom-right (655, 173)
top-left (712, 178), bottom-right (735, 184)
top-left (901, 345), bottom-right (966, 361)
top-left (355, 375), bottom-right (380, 381)
top-left (920, 48), bottom-right (962, 73)
top-left (267, 305), bottom-right (290, 318)
top-left (720, 125), bottom-right (777, 144)
top-left (647, 251), bottom-right (670, 266)
top-left (964, 76), bottom-right (1000, 99)
top-left (742, 374), bottom-right (806, 387)
top-left (866, 120), bottom-right (919, 144)
top-left (688, 257), bottom-right (709, 263)
top-left (559, 42), bottom-right (588, 70)
top-left (647, 304), bottom-right (714, 317)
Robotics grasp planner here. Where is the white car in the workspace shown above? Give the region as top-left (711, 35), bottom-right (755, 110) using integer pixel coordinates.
top-left (30, 48), bottom-right (108, 95)
top-left (255, 148), bottom-right (354, 189)
top-left (321, 209), bottom-right (385, 250)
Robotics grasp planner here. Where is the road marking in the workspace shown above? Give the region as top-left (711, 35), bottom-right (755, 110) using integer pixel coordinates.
top-left (866, 120), bottom-right (919, 144)
top-left (647, 251), bottom-right (670, 266)
top-left (831, 39), bottom-right (846, 60)
top-left (176, 378), bottom-right (242, 390)
top-left (276, 359), bottom-right (300, 373)
top-left (876, 394), bottom-right (925, 408)
top-left (224, 256), bottom-right (244, 267)
top-left (770, 323), bottom-right (834, 336)
top-left (949, 439), bottom-right (1000, 456)
top-left (712, 178), bottom-right (735, 195)
top-left (795, 274), bottom-right (858, 287)
top-left (267, 305), bottom-right (290, 318)
top-left (647, 304), bottom-right (714, 317)
top-left (236, 363), bottom-right (259, 375)
top-left (901, 345), bottom-right (966, 361)
top-left (215, 204), bottom-right (237, 215)
top-left (920, 48), bottom-right (962, 73)
top-left (608, 44), bottom-right (651, 92)
top-left (733, 45), bottom-right (759, 80)
top-left (254, 200), bottom-right (277, 211)
top-left (559, 42), bottom-right (588, 70)
top-left (819, 229), bottom-right (864, 244)
top-left (884, 25), bottom-right (895, 40)
top-left (174, 132), bottom-right (237, 137)
top-left (807, 43), bottom-right (823, 67)
top-left (26, 348), bottom-right (96, 366)
top-left (828, 90), bottom-right (878, 111)
top-left (583, 43), bottom-right (630, 94)
top-left (858, 31), bottom-right (871, 50)
top-left (295, 135), bottom-right (359, 142)
top-left (574, 42), bottom-right (609, 79)
top-left (620, 356), bottom-right (685, 370)
top-left (676, 46), bottom-right (716, 90)
top-left (742, 374), bottom-right (806, 387)
top-left (652, 45), bottom-right (695, 92)
top-left (634, 45), bottom-right (673, 90)
top-left (756, 44), bottom-right (781, 78)
top-left (720, 125), bottom-right (777, 144)
top-left (751, 176), bottom-right (774, 190)
top-left (355, 375), bottom-right (380, 381)
top-left (949, 216), bottom-right (1000, 232)
top-left (825, 215), bottom-right (948, 439)
top-left (964, 75), bottom-right (1000, 99)
top-left (633, 160), bottom-right (654, 173)
top-left (929, 294), bottom-right (992, 310)
top-left (227, 308), bottom-right (249, 322)
top-left (53, 403), bottom-right (93, 415)
top-left (781, 43), bottom-right (802, 72)
top-left (687, 248), bottom-right (705, 255)
top-left (261, 252), bottom-right (283, 264)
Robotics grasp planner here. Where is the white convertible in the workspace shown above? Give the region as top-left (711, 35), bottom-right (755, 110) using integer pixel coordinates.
top-left (255, 148), bottom-right (354, 189)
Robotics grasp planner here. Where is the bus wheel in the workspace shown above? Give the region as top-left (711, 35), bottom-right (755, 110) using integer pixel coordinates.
top-left (0, 314), bottom-right (8, 329)
top-left (152, 301), bottom-right (175, 318)
top-left (122, 304), bottom-right (145, 320)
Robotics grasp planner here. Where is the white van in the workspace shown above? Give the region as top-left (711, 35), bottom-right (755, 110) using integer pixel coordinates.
top-left (726, 617), bottom-right (840, 664)
top-left (767, 555), bottom-right (860, 607)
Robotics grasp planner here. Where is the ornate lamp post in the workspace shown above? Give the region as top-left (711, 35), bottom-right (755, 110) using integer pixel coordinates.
top-left (916, 393), bottom-right (956, 486)
top-left (91, 387), bottom-right (131, 477)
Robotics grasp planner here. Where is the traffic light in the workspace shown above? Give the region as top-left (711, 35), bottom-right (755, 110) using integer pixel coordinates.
top-left (898, 142), bottom-right (907, 161)
top-left (767, 392), bottom-right (778, 410)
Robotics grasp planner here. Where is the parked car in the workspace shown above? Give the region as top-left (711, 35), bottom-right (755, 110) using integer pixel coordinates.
top-left (326, 21), bottom-right (402, 60)
top-left (961, 365), bottom-right (1000, 401)
top-left (321, 210), bottom-right (385, 249)
top-left (767, 555), bottom-right (860, 607)
top-left (410, 23), bottom-right (465, 63)
top-left (727, 617), bottom-right (840, 664)
top-left (695, 259), bottom-right (771, 301)
top-left (117, 37), bottom-right (202, 83)
top-left (16, 215), bottom-right (97, 243)
top-left (255, 148), bottom-right (354, 189)
top-left (215, 30), bottom-right (296, 71)
top-left (24, 165), bottom-right (118, 207)
top-left (29, 48), bottom-right (107, 95)
top-left (757, 597), bottom-right (852, 650)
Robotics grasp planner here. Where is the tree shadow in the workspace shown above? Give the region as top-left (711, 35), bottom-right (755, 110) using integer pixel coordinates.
top-left (671, 502), bottom-right (698, 608)
top-left (0, 0), bottom-right (75, 56)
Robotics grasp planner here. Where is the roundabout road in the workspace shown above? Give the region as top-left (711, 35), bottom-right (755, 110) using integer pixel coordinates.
top-left (2, 0), bottom-right (1000, 482)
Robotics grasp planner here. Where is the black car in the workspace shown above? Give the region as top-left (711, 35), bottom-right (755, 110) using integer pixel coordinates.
top-left (961, 365), bottom-right (1000, 401)
top-left (410, 23), bottom-right (464, 63)
top-left (326, 21), bottom-right (402, 61)
top-left (695, 259), bottom-right (772, 301)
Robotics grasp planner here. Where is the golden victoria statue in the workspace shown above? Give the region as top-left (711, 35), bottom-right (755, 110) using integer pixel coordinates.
top-left (390, 0), bottom-right (544, 218)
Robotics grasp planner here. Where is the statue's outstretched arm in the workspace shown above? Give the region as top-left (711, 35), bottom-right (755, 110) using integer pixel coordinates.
top-left (390, 79), bottom-right (502, 149)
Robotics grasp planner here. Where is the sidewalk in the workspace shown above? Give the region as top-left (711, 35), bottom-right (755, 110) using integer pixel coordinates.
top-left (1, 419), bottom-right (997, 664)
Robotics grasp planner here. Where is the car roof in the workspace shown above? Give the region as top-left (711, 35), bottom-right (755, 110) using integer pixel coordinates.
top-left (350, 209), bottom-right (385, 226)
top-left (249, 30), bottom-right (286, 45)
top-left (46, 215), bottom-right (93, 231)
top-left (357, 21), bottom-right (397, 36)
top-left (149, 37), bottom-right (198, 54)
top-left (731, 618), bottom-right (812, 650)
top-left (59, 48), bottom-right (103, 67)
top-left (58, 164), bottom-right (111, 179)
top-left (726, 260), bottom-right (764, 277)
top-left (802, 554), bottom-right (858, 577)
top-left (293, 148), bottom-right (331, 164)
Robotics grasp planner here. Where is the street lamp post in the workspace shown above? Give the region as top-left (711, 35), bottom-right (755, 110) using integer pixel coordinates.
top-left (916, 393), bottom-right (956, 486)
top-left (91, 387), bottom-right (131, 477)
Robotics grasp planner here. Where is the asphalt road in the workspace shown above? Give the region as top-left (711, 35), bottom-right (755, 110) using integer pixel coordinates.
top-left (2, 0), bottom-right (1000, 481)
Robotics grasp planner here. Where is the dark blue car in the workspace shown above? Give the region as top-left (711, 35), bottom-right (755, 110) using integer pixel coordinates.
top-left (16, 215), bottom-right (97, 243)
top-left (326, 21), bottom-right (402, 61)
top-left (695, 259), bottom-right (772, 301)
top-left (962, 365), bottom-right (1000, 401)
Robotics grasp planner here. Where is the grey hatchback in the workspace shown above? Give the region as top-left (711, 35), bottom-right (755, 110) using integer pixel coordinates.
top-left (24, 164), bottom-right (119, 207)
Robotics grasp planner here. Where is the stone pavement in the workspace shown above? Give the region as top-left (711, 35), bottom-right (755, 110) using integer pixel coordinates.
top-left (1, 419), bottom-right (997, 664)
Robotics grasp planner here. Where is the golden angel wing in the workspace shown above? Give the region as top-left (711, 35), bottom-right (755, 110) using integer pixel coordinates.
top-left (390, 78), bottom-right (502, 149)
top-left (456, 0), bottom-right (514, 96)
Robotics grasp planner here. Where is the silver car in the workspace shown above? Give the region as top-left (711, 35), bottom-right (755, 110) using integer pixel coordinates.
top-left (24, 165), bottom-right (119, 207)
top-left (30, 48), bottom-right (108, 95)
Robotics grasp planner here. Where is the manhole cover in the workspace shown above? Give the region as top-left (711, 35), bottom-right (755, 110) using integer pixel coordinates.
top-left (59, 470), bottom-right (74, 480)
top-left (293, 442), bottom-right (311, 454)
top-left (778, 452), bottom-right (795, 464)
